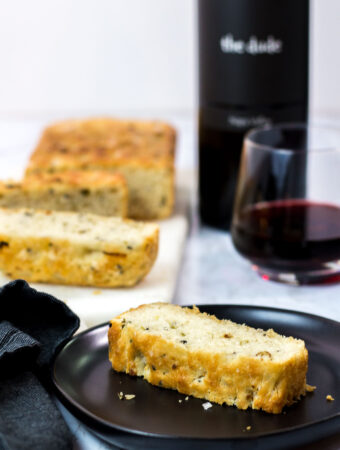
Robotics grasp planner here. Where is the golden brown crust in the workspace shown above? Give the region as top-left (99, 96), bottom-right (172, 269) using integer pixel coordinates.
top-left (25, 118), bottom-right (176, 172)
top-left (108, 304), bottom-right (309, 414)
top-left (0, 233), bottom-right (158, 287)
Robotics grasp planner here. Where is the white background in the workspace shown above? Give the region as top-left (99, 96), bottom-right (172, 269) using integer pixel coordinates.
top-left (0, 0), bottom-right (339, 118)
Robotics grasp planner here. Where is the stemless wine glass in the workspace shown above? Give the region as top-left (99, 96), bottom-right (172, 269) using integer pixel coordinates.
top-left (231, 123), bottom-right (340, 284)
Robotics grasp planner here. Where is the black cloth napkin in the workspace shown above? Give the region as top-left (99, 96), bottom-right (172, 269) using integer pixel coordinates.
top-left (0, 279), bottom-right (80, 450)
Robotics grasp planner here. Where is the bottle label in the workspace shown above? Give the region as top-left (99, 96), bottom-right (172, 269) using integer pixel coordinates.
top-left (200, 105), bottom-right (306, 132)
top-left (198, 0), bottom-right (309, 107)
top-left (220, 34), bottom-right (283, 55)
top-left (227, 113), bottom-right (271, 130)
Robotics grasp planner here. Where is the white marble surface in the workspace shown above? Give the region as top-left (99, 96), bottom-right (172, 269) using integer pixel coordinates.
top-left (174, 200), bottom-right (340, 322)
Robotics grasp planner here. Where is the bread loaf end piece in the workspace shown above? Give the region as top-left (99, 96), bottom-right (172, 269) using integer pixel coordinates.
top-left (25, 118), bottom-right (176, 220)
top-left (108, 303), bottom-right (308, 414)
top-left (0, 208), bottom-right (158, 287)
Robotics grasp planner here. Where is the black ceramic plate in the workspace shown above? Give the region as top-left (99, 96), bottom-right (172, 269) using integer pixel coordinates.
top-left (52, 305), bottom-right (340, 450)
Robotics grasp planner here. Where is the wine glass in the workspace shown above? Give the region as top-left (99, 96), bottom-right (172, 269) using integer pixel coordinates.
top-left (231, 123), bottom-right (340, 284)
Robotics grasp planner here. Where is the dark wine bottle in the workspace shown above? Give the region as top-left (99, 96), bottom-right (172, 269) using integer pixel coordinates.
top-left (198, 0), bottom-right (309, 229)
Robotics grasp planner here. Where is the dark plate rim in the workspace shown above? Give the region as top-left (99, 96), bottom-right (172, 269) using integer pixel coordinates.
top-left (52, 304), bottom-right (340, 441)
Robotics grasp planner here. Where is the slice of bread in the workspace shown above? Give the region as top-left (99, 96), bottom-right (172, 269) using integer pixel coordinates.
top-left (108, 303), bottom-right (309, 414)
top-left (0, 171), bottom-right (128, 217)
top-left (0, 208), bottom-right (158, 287)
top-left (25, 118), bottom-right (176, 220)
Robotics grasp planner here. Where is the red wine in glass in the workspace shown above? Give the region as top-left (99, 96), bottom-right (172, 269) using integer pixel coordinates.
top-left (231, 124), bottom-right (340, 284)
top-left (232, 200), bottom-right (340, 273)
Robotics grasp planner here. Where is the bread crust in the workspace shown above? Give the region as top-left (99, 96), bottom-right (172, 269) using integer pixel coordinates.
top-left (108, 304), bottom-right (309, 414)
top-left (26, 118), bottom-right (175, 171)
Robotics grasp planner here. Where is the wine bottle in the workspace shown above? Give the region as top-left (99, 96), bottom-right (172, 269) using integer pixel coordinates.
top-left (198, 0), bottom-right (309, 229)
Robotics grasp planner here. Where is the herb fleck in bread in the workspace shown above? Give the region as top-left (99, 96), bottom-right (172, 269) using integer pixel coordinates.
top-left (0, 171), bottom-right (128, 217)
top-left (0, 208), bottom-right (158, 287)
top-left (25, 118), bottom-right (176, 220)
top-left (108, 303), bottom-right (309, 414)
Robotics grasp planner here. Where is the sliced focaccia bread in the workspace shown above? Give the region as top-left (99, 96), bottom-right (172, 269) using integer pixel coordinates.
top-left (0, 208), bottom-right (158, 287)
top-left (0, 170), bottom-right (128, 217)
top-left (108, 303), bottom-right (309, 414)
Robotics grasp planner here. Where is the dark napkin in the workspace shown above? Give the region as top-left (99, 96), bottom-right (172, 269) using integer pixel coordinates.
top-left (0, 279), bottom-right (80, 450)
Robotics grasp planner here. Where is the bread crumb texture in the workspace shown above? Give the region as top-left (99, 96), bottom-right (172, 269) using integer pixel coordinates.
top-left (0, 208), bottom-right (158, 287)
top-left (117, 392), bottom-right (135, 400)
top-left (202, 402), bottom-right (213, 410)
top-left (108, 303), bottom-right (309, 414)
top-left (306, 384), bottom-right (316, 392)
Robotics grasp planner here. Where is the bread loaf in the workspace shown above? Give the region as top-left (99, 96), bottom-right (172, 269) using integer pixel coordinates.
top-left (0, 171), bottom-right (128, 217)
top-left (25, 118), bottom-right (176, 220)
top-left (0, 208), bottom-right (158, 287)
top-left (108, 303), bottom-right (309, 414)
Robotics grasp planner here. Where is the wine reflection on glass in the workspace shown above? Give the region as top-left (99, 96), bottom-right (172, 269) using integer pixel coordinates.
top-left (231, 123), bottom-right (340, 284)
